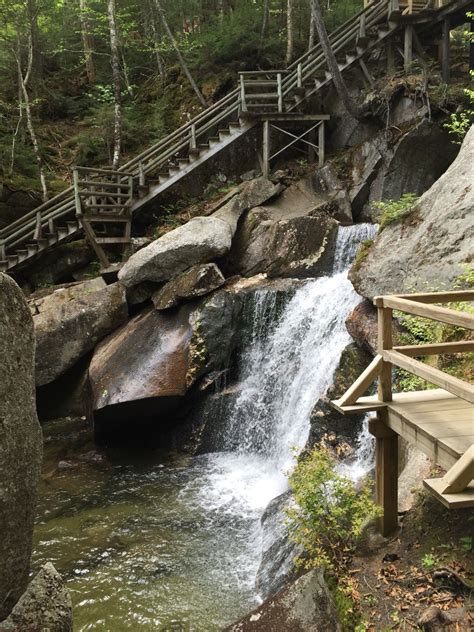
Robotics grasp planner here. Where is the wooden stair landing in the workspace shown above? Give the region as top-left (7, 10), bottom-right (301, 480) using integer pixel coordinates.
top-left (333, 388), bottom-right (474, 507)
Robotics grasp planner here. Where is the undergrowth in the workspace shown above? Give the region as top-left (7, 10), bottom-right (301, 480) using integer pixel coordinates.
top-left (372, 193), bottom-right (419, 231)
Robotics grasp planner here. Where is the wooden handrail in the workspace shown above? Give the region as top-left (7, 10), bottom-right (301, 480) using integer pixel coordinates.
top-left (374, 295), bottom-right (474, 330)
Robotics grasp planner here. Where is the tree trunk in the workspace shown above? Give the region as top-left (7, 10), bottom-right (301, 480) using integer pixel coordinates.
top-left (311, 0), bottom-right (361, 120)
top-left (15, 32), bottom-right (48, 201)
top-left (79, 0), bottom-right (96, 84)
top-left (285, 0), bottom-right (294, 65)
top-left (154, 0), bottom-right (206, 107)
top-left (149, 0), bottom-right (166, 83)
top-left (261, 0), bottom-right (270, 42)
top-left (107, 0), bottom-right (122, 169)
top-left (308, 0), bottom-right (316, 50)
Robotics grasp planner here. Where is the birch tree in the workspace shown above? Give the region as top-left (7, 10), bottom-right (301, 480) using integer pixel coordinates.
top-left (107, 0), bottom-right (121, 169)
top-left (285, 0), bottom-right (294, 65)
top-left (79, 0), bottom-right (95, 84)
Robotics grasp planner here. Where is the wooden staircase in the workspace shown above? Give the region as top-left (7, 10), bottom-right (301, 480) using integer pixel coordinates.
top-left (0, 0), bottom-right (468, 274)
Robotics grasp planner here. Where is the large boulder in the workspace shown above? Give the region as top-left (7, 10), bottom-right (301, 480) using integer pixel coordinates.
top-left (34, 281), bottom-right (127, 386)
top-left (152, 263), bottom-right (225, 310)
top-left (0, 562), bottom-right (73, 632)
top-left (0, 274), bottom-right (42, 620)
top-left (0, 563), bottom-right (72, 632)
top-left (226, 569), bottom-right (341, 632)
top-left (228, 211), bottom-right (338, 278)
top-left (349, 125), bottom-right (474, 298)
top-left (118, 216), bottom-right (233, 287)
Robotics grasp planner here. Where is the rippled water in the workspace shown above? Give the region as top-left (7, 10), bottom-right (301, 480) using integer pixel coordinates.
top-left (33, 224), bottom-right (377, 631)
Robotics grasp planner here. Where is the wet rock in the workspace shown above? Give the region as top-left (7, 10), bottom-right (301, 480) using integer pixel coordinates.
top-left (350, 124), bottom-right (473, 299)
top-left (0, 562), bottom-right (72, 632)
top-left (309, 343), bottom-right (372, 449)
top-left (226, 569), bottom-right (341, 632)
top-left (312, 164), bottom-right (353, 223)
top-left (118, 216), bottom-right (232, 287)
top-left (0, 274), bottom-right (42, 620)
top-left (35, 282), bottom-right (128, 386)
top-left (152, 263), bottom-right (225, 310)
top-left (345, 299), bottom-right (379, 355)
top-left (256, 491), bottom-right (299, 600)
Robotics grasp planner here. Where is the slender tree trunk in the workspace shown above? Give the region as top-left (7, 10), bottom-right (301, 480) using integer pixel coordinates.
top-left (107, 0), bottom-right (122, 169)
top-left (79, 0), bottom-right (96, 84)
top-left (285, 0), bottom-right (294, 65)
top-left (149, 0), bottom-right (166, 83)
top-left (154, 0), bottom-right (206, 106)
top-left (308, 0), bottom-right (316, 50)
top-left (261, 0), bottom-right (270, 42)
top-left (311, 0), bottom-right (361, 119)
top-left (15, 33), bottom-right (48, 201)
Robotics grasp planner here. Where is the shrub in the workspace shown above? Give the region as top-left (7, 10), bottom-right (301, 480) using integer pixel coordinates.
top-left (285, 447), bottom-right (381, 574)
top-left (372, 193), bottom-right (419, 231)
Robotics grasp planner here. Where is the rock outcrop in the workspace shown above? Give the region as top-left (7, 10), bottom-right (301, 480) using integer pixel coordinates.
top-left (0, 563), bottom-right (73, 632)
top-left (34, 281), bottom-right (127, 386)
top-left (226, 569), bottom-right (341, 632)
top-left (152, 263), bottom-right (225, 310)
top-left (118, 216), bottom-right (232, 287)
top-left (349, 125), bottom-right (474, 298)
top-left (0, 274), bottom-right (42, 620)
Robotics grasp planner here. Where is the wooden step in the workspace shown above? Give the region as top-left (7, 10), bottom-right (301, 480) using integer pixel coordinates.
top-left (168, 166), bottom-right (181, 176)
top-left (95, 237), bottom-right (131, 244)
top-left (56, 226), bottom-right (70, 239)
top-left (189, 147), bottom-right (201, 157)
top-left (6, 255), bottom-right (19, 266)
top-left (228, 121), bottom-right (242, 132)
top-left (208, 137), bottom-right (220, 148)
top-left (35, 238), bottom-right (49, 249)
top-left (178, 158), bottom-right (190, 169)
top-left (218, 129), bottom-right (231, 140)
top-left (159, 173), bottom-right (169, 184)
top-left (26, 243), bottom-right (39, 256)
top-left (82, 214), bottom-right (131, 222)
top-left (198, 143), bottom-right (209, 150)
top-left (44, 232), bottom-right (59, 245)
top-left (0, 260), bottom-right (8, 273)
top-left (67, 221), bottom-right (79, 233)
top-left (16, 249), bottom-right (29, 262)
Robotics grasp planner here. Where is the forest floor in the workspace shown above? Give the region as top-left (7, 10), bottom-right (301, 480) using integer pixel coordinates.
top-left (350, 486), bottom-right (473, 631)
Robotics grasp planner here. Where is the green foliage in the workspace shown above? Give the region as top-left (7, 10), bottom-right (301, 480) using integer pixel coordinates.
top-left (421, 553), bottom-right (439, 571)
top-left (353, 239), bottom-right (374, 271)
top-left (372, 193), bottom-right (419, 231)
top-left (285, 447), bottom-right (381, 574)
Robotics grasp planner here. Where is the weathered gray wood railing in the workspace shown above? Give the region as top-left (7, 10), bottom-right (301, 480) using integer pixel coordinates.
top-left (332, 290), bottom-right (474, 535)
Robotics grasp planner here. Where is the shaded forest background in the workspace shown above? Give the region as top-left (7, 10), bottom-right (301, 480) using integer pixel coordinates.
top-left (0, 0), bottom-right (361, 197)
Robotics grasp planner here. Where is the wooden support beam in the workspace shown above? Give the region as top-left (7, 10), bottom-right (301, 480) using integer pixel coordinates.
top-left (383, 350), bottom-right (474, 403)
top-left (370, 412), bottom-right (399, 536)
top-left (318, 122), bottom-right (325, 168)
top-left (404, 25), bottom-right (413, 71)
top-left (359, 58), bottom-right (374, 86)
top-left (440, 445), bottom-right (474, 494)
top-left (337, 355), bottom-right (383, 407)
top-left (441, 18), bottom-right (450, 83)
top-left (378, 307), bottom-right (393, 402)
top-left (262, 120), bottom-right (270, 178)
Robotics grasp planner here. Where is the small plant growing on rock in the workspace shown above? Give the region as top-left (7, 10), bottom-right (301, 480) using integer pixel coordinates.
top-left (285, 447), bottom-right (381, 574)
top-left (372, 193), bottom-right (419, 231)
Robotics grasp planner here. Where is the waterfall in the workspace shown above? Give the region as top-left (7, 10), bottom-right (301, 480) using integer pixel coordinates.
top-left (180, 223), bottom-right (379, 606)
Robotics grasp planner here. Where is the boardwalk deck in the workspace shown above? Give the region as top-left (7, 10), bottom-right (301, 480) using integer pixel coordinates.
top-left (331, 290), bottom-right (474, 535)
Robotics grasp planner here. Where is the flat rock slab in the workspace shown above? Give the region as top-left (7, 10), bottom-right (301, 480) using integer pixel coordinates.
top-left (89, 305), bottom-right (193, 412)
top-left (34, 282), bottom-right (127, 386)
top-left (28, 277), bottom-right (106, 316)
top-left (152, 263), bottom-right (225, 310)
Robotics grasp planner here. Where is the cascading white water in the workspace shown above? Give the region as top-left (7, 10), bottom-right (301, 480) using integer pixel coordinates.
top-left (180, 222), bottom-right (379, 605)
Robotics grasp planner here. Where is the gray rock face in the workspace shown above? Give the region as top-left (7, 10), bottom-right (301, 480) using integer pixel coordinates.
top-left (226, 569), bottom-right (341, 632)
top-left (34, 282), bottom-right (128, 386)
top-left (229, 211), bottom-right (338, 278)
top-left (0, 563), bottom-right (72, 632)
top-left (312, 164), bottom-right (353, 223)
top-left (0, 274), bottom-right (42, 620)
top-left (213, 177), bottom-right (282, 234)
top-left (350, 125), bottom-right (474, 299)
top-left (118, 216), bottom-right (232, 287)
top-left (152, 263), bottom-right (225, 310)
top-left (25, 240), bottom-right (94, 289)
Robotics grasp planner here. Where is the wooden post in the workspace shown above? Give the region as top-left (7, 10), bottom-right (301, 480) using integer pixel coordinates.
top-left (377, 301), bottom-right (393, 402)
top-left (73, 168), bottom-right (82, 217)
top-left (138, 161), bottom-right (145, 187)
top-left (262, 120), bottom-right (270, 178)
top-left (318, 121), bottom-right (324, 168)
top-left (297, 63), bottom-right (302, 88)
top-left (358, 13), bottom-right (366, 41)
top-left (470, 19), bottom-right (474, 72)
top-left (441, 19), bottom-right (450, 83)
top-left (240, 75), bottom-right (247, 112)
top-left (369, 414), bottom-right (399, 537)
top-left (277, 73), bottom-right (283, 113)
top-left (190, 123), bottom-right (197, 150)
top-left (0, 240), bottom-right (5, 261)
top-left (404, 25), bottom-right (413, 72)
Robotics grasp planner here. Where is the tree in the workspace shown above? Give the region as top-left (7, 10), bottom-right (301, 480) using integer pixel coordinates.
top-left (285, 0), bottom-right (294, 65)
top-left (310, 0), bottom-right (362, 120)
top-left (261, 0), bottom-right (270, 42)
top-left (153, 0), bottom-right (206, 107)
top-left (107, 0), bottom-right (121, 169)
top-left (79, 0), bottom-right (95, 84)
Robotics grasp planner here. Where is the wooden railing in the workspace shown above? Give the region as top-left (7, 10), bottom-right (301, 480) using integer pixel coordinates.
top-left (337, 290), bottom-right (474, 407)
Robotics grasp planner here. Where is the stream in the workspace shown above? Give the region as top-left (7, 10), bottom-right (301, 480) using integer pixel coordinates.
top-left (33, 223), bottom-right (377, 631)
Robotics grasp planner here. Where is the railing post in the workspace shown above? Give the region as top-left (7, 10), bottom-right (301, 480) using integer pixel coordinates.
top-left (72, 168), bottom-right (82, 217)
top-left (277, 73), bottom-right (283, 113)
top-left (297, 63), bottom-right (302, 88)
top-left (0, 239), bottom-right (5, 261)
top-left (138, 161), bottom-right (145, 187)
top-left (190, 123), bottom-right (197, 150)
top-left (34, 211), bottom-right (42, 240)
top-left (262, 120), bottom-right (270, 178)
top-left (359, 13), bottom-right (366, 40)
top-left (240, 75), bottom-right (247, 113)
top-left (376, 298), bottom-right (393, 402)
top-left (318, 121), bottom-right (325, 168)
